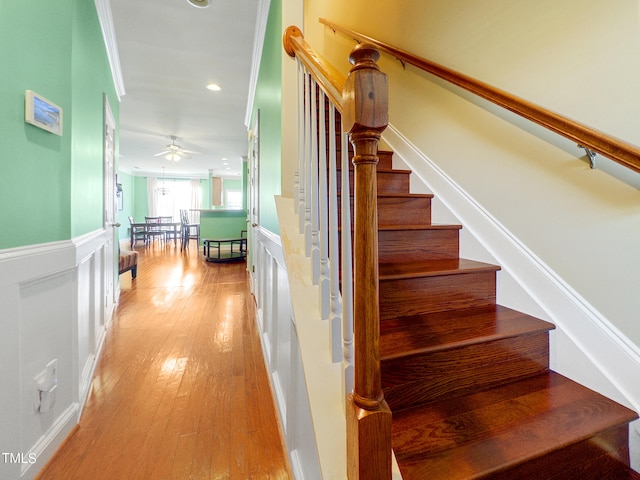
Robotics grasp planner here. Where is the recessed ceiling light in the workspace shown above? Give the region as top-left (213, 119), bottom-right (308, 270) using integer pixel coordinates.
top-left (206, 83), bottom-right (221, 91)
top-left (186, 0), bottom-right (209, 8)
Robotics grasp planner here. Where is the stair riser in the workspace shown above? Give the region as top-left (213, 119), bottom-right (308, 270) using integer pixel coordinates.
top-left (380, 271), bottom-right (497, 320)
top-left (338, 228), bottom-right (460, 271)
top-left (382, 333), bottom-right (550, 411)
top-left (378, 229), bottom-right (460, 263)
top-left (338, 195), bottom-right (432, 228)
top-left (331, 149), bottom-right (394, 170)
top-left (337, 170), bottom-right (410, 195)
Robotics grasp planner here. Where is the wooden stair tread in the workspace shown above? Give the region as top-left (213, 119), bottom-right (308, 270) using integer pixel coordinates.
top-left (380, 305), bottom-right (555, 359)
top-left (392, 372), bottom-right (639, 480)
top-left (379, 258), bottom-right (500, 280)
top-left (378, 223), bottom-right (462, 232)
top-left (339, 222), bottom-right (461, 233)
top-left (338, 192), bottom-right (433, 199)
top-left (336, 166), bottom-right (411, 174)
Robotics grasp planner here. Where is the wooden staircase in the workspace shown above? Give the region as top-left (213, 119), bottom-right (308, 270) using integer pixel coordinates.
top-left (285, 28), bottom-right (639, 478)
top-left (337, 145), bottom-right (639, 479)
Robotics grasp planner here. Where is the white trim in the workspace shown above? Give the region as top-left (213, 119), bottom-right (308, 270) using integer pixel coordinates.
top-left (0, 235), bottom-right (112, 479)
top-left (73, 228), bottom-right (107, 264)
top-left (94, 0), bottom-right (126, 100)
top-left (255, 225), bottom-right (284, 265)
top-left (244, 0), bottom-right (271, 127)
top-left (22, 403), bottom-right (79, 479)
top-left (0, 241), bottom-right (76, 288)
top-left (383, 123), bottom-right (640, 415)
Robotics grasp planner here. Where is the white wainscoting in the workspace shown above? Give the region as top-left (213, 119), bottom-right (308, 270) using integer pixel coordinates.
top-left (255, 199), bottom-right (404, 479)
top-left (0, 229), bottom-right (112, 479)
top-left (252, 224), bottom-right (324, 480)
top-left (383, 125), bottom-right (640, 469)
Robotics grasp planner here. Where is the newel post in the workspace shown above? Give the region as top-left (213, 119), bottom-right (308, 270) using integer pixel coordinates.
top-left (343, 43), bottom-right (392, 480)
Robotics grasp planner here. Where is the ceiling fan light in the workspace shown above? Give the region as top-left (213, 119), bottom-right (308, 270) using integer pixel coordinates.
top-left (186, 0), bottom-right (209, 8)
top-left (166, 153), bottom-right (181, 162)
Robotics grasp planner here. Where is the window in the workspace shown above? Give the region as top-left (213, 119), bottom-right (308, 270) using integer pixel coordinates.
top-left (225, 190), bottom-right (243, 210)
top-left (154, 179), bottom-right (201, 220)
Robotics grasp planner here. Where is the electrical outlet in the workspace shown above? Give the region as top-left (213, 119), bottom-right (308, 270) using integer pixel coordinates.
top-left (33, 359), bottom-right (58, 413)
top-left (33, 372), bottom-right (45, 412)
top-left (45, 359), bottom-right (57, 388)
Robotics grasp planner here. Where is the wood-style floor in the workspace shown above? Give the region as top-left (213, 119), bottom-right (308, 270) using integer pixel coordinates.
top-left (36, 242), bottom-right (292, 480)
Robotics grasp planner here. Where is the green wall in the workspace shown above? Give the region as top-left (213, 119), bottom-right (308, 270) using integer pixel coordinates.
top-left (115, 171), bottom-right (135, 239)
top-left (0, 0), bottom-right (118, 249)
top-left (71, 0), bottom-right (119, 237)
top-left (199, 211), bottom-right (247, 241)
top-left (251, 0), bottom-right (282, 234)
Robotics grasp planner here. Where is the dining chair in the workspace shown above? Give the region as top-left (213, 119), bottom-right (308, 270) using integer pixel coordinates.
top-left (145, 216), bottom-right (166, 245)
top-left (180, 209), bottom-right (200, 250)
top-left (128, 216), bottom-right (147, 247)
top-left (160, 216), bottom-right (178, 243)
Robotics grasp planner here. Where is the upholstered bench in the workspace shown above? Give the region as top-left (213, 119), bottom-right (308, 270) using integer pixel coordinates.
top-left (118, 249), bottom-right (139, 279)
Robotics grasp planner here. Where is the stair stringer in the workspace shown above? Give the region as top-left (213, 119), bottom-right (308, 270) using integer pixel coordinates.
top-left (383, 124), bottom-right (640, 470)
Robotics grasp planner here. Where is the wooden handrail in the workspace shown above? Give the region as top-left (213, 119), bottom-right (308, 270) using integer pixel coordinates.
top-left (320, 18), bottom-right (640, 175)
top-left (283, 26), bottom-right (346, 113)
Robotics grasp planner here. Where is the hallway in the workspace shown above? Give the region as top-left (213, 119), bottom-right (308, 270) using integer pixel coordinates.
top-left (36, 245), bottom-right (292, 479)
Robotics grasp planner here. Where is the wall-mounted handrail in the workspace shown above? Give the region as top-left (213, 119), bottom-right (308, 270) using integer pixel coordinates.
top-left (320, 18), bottom-right (640, 175)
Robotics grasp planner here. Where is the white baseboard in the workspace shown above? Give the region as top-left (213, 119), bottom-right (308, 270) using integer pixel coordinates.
top-left (22, 403), bottom-right (79, 479)
top-left (383, 124), bottom-right (640, 416)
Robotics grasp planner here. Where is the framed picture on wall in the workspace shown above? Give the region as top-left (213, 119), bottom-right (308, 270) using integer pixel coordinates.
top-left (25, 90), bottom-right (63, 136)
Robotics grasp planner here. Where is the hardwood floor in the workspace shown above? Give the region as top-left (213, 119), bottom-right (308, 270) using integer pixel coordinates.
top-left (36, 243), bottom-right (292, 480)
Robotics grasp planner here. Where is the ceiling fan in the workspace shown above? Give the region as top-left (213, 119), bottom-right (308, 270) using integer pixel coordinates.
top-left (153, 136), bottom-right (199, 161)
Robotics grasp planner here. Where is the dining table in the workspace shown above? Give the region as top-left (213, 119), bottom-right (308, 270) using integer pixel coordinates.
top-left (129, 222), bottom-right (182, 247)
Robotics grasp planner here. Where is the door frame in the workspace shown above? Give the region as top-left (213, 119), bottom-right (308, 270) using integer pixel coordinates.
top-left (103, 95), bottom-right (117, 332)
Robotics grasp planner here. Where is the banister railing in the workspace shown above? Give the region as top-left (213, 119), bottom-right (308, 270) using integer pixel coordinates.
top-left (283, 26), bottom-right (392, 479)
top-left (320, 18), bottom-right (640, 175)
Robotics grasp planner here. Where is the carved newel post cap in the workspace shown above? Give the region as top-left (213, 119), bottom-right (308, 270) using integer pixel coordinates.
top-left (348, 43), bottom-right (381, 71)
top-left (342, 43), bottom-right (388, 134)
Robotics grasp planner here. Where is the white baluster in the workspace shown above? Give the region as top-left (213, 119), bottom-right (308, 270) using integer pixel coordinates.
top-left (318, 91), bottom-right (330, 317)
top-left (310, 79), bottom-right (320, 282)
top-left (303, 72), bottom-right (312, 256)
top-left (341, 131), bottom-right (354, 395)
top-left (328, 104), bottom-right (342, 362)
top-left (293, 60), bottom-right (301, 218)
top-left (297, 64), bottom-right (306, 233)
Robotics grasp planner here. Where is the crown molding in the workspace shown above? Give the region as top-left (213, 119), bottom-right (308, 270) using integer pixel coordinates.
top-left (94, 0), bottom-right (126, 100)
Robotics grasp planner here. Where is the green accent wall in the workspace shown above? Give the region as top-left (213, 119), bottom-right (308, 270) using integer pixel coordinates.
top-left (0, 0), bottom-right (118, 249)
top-left (71, 0), bottom-right (119, 237)
top-left (199, 211), bottom-right (247, 241)
top-left (115, 171), bottom-right (135, 240)
top-left (251, 0), bottom-right (282, 235)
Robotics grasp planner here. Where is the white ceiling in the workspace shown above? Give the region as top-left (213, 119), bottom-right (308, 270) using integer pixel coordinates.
top-left (110, 0), bottom-right (260, 179)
